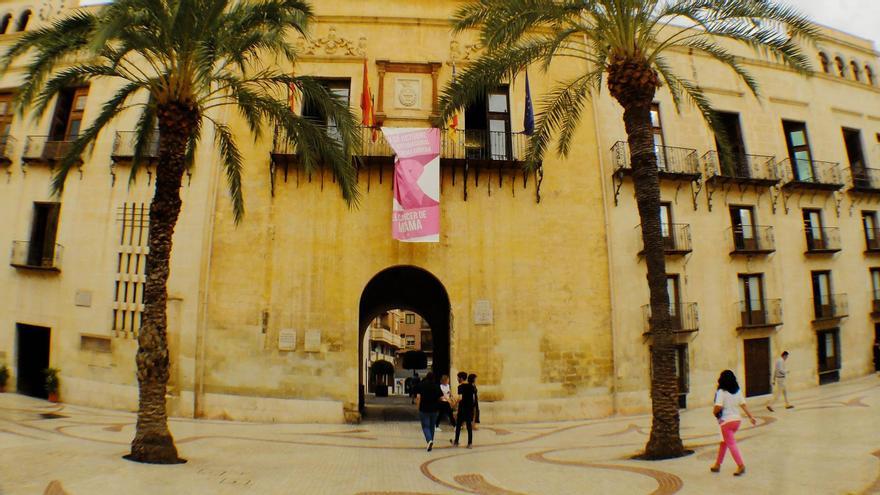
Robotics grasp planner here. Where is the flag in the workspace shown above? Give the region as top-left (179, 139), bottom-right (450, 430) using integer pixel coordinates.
top-left (360, 59), bottom-right (378, 142)
top-left (447, 63), bottom-right (459, 144)
top-left (288, 68), bottom-right (297, 111)
top-left (523, 71), bottom-right (535, 136)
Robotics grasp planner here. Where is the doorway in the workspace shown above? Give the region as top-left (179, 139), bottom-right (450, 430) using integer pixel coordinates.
top-left (358, 266), bottom-right (450, 421)
top-left (15, 324), bottom-right (50, 399)
top-left (743, 337), bottom-right (771, 397)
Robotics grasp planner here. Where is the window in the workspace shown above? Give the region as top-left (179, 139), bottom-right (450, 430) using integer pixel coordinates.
top-left (113, 203), bottom-right (148, 338)
top-left (15, 9), bottom-right (30, 32)
top-left (674, 344), bottom-right (689, 408)
top-left (650, 103), bottom-right (668, 170)
top-left (405, 313), bottom-right (415, 324)
top-left (870, 268), bottom-right (880, 304)
top-left (660, 202), bottom-right (673, 247)
top-left (867, 66), bottom-right (875, 86)
top-left (835, 57), bottom-right (846, 77)
top-left (783, 121), bottom-right (814, 181)
top-left (714, 112), bottom-right (747, 176)
top-left (739, 274), bottom-right (766, 326)
top-left (27, 202), bottom-right (61, 268)
top-left (49, 87), bottom-right (89, 141)
top-left (811, 271), bottom-right (833, 320)
top-left (817, 329), bottom-right (840, 384)
top-left (844, 128), bottom-right (869, 190)
top-left (818, 52), bottom-right (830, 73)
top-left (803, 209), bottom-right (826, 250)
top-left (666, 274), bottom-right (681, 329)
top-left (730, 206), bottom-right (757, 251)
top-left (851, 61), bottom-right (862, 82)
top-left (405, 336), bottom-right (416, 349)
top-left (0, 92), bottom-right (13, 141)
top-left (0, 13), bottom-right (11, 34)
top-left (464, 85), bottom-right (511, 160)
top-left (863, 212), bottom-right (879, 251)
top-left (301, 79), bottom-right (351, 142)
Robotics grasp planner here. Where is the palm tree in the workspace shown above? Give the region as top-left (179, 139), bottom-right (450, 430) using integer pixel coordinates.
top-left (440, 0), bottom-right (817, 459)
top-left (2, 0), bottom-right (360, 464)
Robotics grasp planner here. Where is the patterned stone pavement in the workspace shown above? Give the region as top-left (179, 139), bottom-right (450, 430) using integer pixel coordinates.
top-left (0, 375), bottom-right (879, 495)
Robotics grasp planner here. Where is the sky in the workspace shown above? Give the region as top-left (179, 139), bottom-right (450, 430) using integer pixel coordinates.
top-left (794, 0), bottom-right (880, 49)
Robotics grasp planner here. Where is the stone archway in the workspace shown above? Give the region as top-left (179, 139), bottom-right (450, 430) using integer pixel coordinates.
top-left (358, 265), bottom-right (451, 416)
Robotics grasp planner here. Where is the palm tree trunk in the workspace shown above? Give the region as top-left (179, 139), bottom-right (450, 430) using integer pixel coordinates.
top-left (126, 101), bottom-right (197, 464)
top-left (621, 98), bottom-right (685, 460)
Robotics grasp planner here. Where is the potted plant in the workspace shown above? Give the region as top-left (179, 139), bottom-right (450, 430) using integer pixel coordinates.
top-left (0, 365), bottom-right (8, 393)
top-left (44, 368), bottom-right (60, 402)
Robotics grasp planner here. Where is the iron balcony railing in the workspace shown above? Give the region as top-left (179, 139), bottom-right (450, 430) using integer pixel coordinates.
top-left (728, 225), bottom-right (775, 254)
top-left (0, 135), bottom-right (15, 164)
top-left (850, 167), bottom-right (880, 192)
top-left (804, 226), bottom-right (841, 253)
top-left (638, 223), bottom-right (692, 255)
top-left (112, 131), bottom-right (159, 160)
top-left (779, 158), bottom-right (844, 189)
top-left (737, 299), bottom-right (783, 329)
top-left (10, 240), bottom-right (63, 271)
top-left (612, 141), bottom-right (700, 177)
top-left (813, 293), bottom-right (848, 321)
top-left (642, 302), bottom-right (699, 334)
top-left (369, 327), bottom-right (405, 349)
top-left (22, 135), bottom-right (77, 162)
top-left (703, 151), bottom-right (778, 184)
top-left (272, 126), bottom-right (529, 163)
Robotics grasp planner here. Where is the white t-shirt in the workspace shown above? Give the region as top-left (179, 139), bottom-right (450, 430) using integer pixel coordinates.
top-left (440, 383), bottom-right (451, 401)
top-left (714, 389), bottom-right (745, 423)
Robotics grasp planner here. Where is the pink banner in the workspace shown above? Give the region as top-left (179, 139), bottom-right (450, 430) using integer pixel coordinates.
top-left (382, 128), bottom-right (441, 242)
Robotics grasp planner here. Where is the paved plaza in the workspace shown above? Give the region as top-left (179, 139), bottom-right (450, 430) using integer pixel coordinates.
top-left (1, 376), bottom-right (879, 495)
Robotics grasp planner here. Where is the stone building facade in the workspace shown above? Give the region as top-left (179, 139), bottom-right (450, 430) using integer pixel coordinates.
top-left (0, 0), bottom-right (878, 423)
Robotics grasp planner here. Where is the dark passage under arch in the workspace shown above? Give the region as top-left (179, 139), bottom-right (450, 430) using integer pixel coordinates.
top-left (358, 265), bottom-right (450, 415)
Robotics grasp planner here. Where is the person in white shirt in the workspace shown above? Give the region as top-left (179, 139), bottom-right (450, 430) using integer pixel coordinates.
top-left (436, 374), bottom-right (455, 430)
top-left (710, 370), bottom-right (757, 476)
top-left (767, 351), bottom-right (793, 411)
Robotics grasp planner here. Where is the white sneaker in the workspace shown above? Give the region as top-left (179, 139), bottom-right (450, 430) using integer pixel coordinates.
top-left (435, 427), bottom-right (442, 432)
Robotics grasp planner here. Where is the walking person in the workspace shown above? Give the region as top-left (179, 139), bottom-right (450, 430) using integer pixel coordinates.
top-left (408, 371), bottom-right (420, 405)
top-left (710, 370), bottom-right (757, 476)
top-left (415, 372), bottom-right (443, 451)
top-left (437, 375), bottom-right (455, 429)
top-left (451, 372), bottom-right (477, 448)
top-left (767, 351), bottom-right (793, 412)
top-left (468, 373), bottom-right (480, 430)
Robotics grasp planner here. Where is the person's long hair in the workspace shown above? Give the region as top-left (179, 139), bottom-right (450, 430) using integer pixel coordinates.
top-left (716, 370), bottom-right (740, 394)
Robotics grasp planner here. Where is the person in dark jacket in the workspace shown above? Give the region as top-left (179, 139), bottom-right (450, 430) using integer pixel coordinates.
top-left (415, 371), bottom-right (443, 451)
top-left (451, 372), bottom-right (477, 448)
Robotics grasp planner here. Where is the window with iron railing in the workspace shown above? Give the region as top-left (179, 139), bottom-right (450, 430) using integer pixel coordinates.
top-left (112, 203), bottom-right (148, 338)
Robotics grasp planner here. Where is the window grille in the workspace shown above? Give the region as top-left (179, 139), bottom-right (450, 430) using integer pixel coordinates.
top-left (113, 203), bottom-right (148, 338)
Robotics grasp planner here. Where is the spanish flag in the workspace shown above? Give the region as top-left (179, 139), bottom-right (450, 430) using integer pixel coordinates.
top-left (447, 62), bottom-right (459, 144)
top-left (360, 59), bottom-right (378, 142)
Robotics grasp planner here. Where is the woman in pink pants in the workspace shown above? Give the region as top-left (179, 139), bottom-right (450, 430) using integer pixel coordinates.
top-left (710, 370), bottom-right (757, 476)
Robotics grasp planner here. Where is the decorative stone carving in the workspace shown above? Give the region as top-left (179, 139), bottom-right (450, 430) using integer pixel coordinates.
top-left (449, 40), bottom-right (483, 64)
top-left (394, 78), bottom-right (421, 109)
top-left (39, 0), bottom-right (64, 22)
top-left (296, 27), bottom-right (366, 57)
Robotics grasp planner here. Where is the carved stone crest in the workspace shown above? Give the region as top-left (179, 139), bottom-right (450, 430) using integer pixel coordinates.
top-left (394, 78), bottom-right (421, 109)
top-left (296, 27), bottom-right (366, 57)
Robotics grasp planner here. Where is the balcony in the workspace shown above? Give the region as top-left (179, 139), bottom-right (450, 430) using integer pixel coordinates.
top-left (850, 167), bottom-right (880, 194)
top-left (736, 299), bottom-right (783, 330)
top-left (111, 131), bottom-right (159, 162)
top-left (703, 151), bottom-right (778, 187)
top-left (779, 158), bottom-right (844, 191)
top-left (804, 227), bottom-right (841, 254)
top-left (642, 302), bottom-right (700, 335)
top-left (369, 327), bottom-right (405, 349)
top-left (728, 225), bottom-right (775, 255)
top-left (611, 141), bottom-right (701, 181)
top-left (813, 294), bottom-right (848, 321)
top-left (21, 136), bottom-right (80, 165)
top-left (10, 240), bottom-right (62, 271)
top-left (638, 223), bottom-right (692, 255)
top-left (0, 135), bottom-right (15, 166)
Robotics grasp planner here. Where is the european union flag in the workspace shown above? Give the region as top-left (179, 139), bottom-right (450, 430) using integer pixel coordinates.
top-left (523, 71), bottom-right (535, 136)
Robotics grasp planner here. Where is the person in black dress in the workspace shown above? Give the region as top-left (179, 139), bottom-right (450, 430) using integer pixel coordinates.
top-left (451, 371), bottom-right (476, 448)
top-left (468, 373), bottom-right (480, 430)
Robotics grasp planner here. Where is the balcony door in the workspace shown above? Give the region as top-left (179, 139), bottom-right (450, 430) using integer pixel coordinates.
top-left (803, 209), bottom-right (825, 250)
top-left (464, 86), bottom-right (511, 160)
top-left (666, 274), bottom-right (681, 330)
top-left (864, 211), bottom-right (879, 250)
top-left (0, 93), bottom-right (12, 138)
top-left (301, 79), bottom-right (351, 144)
top-left (843, 128), bottom-right (867, 185)
top-left (730, 206), bottom-right (757, 250)
top-left (811, 271), bottom-right (832, 319)
top-left (783, 120), bottom-right (814, 181)
top-left (27, 202), bottom-right (60, 267)
top-left (871, 268), bottom-right (880, 313)
top-left (739, 274), bottom-right (765, 326)
top-left (715, 112), bottom-right (747, 176)
top-left (660, 202), bottom-right (674, 250)
top-left (651, 104), bottom-right (667, 170)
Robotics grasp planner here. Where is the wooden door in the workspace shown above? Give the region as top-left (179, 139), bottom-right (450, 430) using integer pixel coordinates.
top-left (744, 337), bottom-right (771, 397)
top-left (731, 206), bottom-right (757, 251)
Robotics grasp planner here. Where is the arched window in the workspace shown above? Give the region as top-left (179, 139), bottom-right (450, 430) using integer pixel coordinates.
top-left (15, 9), bottom-right (30, 32)
top-left (851, 61), bottom-right (861, 82)
top-left (818, 52), bottom-right (830, 73)
top-left (867, 66), bottom-right (876, 86)
top-left (0, 13), bottom-right (11, 34)
top-left (835, 57), bottom-right (846, 77)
